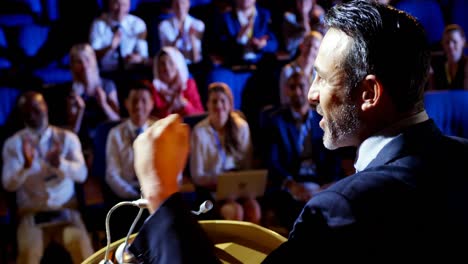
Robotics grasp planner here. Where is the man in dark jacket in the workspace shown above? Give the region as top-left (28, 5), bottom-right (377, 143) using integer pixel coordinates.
top-left (128, 0), bottom-right (468, 263)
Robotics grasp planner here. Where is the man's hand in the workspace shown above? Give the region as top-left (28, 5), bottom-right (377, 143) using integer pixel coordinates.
top-left (46, 138), bottom-right (62, 168)
top-left (21, 136), bottom-right (35, 169)
top-left (133, 114), bottom-right (190, 213)
top-left (95, 87), bottom-right (108, 107)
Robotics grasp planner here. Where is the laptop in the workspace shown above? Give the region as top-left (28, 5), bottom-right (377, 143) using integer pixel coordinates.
top-left (215, 169), bottom-right (268, 201)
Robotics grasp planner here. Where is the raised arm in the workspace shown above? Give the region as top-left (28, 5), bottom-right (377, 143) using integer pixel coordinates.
top-left (129, 114), bottom-right (220, 263)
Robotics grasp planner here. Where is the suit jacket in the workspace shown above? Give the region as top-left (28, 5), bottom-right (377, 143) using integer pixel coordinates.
top-left (267, 107), bottom-right (343, 189)
top-left (212, 6), bottom-right (278, 66)
top-left (130, 119), bottom-right (468, 263)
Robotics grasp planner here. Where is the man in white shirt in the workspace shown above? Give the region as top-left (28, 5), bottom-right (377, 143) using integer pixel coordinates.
top-left (106, 81), bottom-right (155, 200)
top-left (89, 0), bottom-right (149, 73)
top-left (104, 81), bottom-right (155, 240)
top-left (2, 91), bottom-right (93, 264)
top-left (158, 0), bottom-right (205, 65)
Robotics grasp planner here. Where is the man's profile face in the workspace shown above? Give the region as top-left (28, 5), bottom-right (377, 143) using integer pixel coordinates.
top-left (308, 28), bottom-right (361, 150)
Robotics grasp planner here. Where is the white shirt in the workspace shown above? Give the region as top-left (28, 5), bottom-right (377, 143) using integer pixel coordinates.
top-left (105, 119), bottom-right (153, 199)
top-left (354, 111), bottom-right (429, 172)
top-left (2, 126), bottom-right (87, 212)
top-left (90, 13), bottom-right (148, 72)
top-left (158, 15), bottom-right (205, 64)
top-left (190, 114), bottom-right (252, 186)
top-left (236, 8), bottom-right (257, 60)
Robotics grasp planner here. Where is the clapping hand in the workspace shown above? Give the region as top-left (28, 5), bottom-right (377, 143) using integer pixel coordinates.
top-left (21, 136), bottom-right (35, 169)
top-left (46, 137), bottom-right (62, 168)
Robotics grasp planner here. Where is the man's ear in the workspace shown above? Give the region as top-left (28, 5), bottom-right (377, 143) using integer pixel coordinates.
top-left (360, 74), bottom-right (383, 112)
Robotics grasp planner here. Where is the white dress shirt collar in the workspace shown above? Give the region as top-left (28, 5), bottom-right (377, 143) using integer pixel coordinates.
top-left (354, 110), bottom-right (429, 172)
top-left (126, 119), bottom-right (150, 136)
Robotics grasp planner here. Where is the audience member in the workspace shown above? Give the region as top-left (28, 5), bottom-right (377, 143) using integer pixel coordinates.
top-left (2, 91), bottom-right (93, 264)
top-left (211, 0), bottom-right (278, 67)
top-left (106, 81), bottom-right (155, 200)
top-left (278, 30), bottom-right (322, 105)
top-left (282, 0), bottom-right (326, 57)
top-left (104, 81), bottom-right (155, 240)
top-left (89, 0), bottom-right (149, 74)
top-left (150, 46), bottom-right (204, 118)
top-left (158, 0), bottom-right (205, 65)
top-left (190, 82), bottom-right (260, 223)
top-left (128, 1), bottom-right (468, 262)
top-left (64, 43), bottom-right (121, 159)
top-left (429, 24), bottom-right (467, 90)
top-left (264, 71), bottom-right (348, 230)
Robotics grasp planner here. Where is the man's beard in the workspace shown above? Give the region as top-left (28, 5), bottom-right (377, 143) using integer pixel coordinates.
top-left (322, 101), bottom-right (361, 150)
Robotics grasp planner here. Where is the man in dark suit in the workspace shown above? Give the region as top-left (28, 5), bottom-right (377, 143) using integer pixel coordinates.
top-left (128, 0), bottom-right (468, 263)
top-left (263, 71), bottom-right (351, 231)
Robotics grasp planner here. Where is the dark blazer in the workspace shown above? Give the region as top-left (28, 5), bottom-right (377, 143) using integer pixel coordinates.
top-left (212, 6), bottom-right (278, 66)
top-left (130, 119), bottom-right (468, 263)
top-left (431, 55), bottom-right (468, 90)
top-left (267, 107), bottom-right (344, 189)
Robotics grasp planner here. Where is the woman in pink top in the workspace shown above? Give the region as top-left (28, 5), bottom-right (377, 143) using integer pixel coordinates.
top-left (150, 46), bottom-right (204, 118)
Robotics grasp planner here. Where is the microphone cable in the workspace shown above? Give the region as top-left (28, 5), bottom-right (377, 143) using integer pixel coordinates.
top-left (101, 201), bottom-right (135, 264)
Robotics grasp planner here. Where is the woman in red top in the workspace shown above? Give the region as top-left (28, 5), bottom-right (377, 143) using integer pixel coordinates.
top-left (151, 46), bottom-right (204, 118)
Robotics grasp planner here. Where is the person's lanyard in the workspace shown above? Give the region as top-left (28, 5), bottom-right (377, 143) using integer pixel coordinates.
top-left (297, 118), bottom-right (311, 153)
top-left (212, 127), bottom-right (226, 170)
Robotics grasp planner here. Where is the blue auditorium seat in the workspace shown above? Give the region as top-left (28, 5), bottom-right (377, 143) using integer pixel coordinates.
top-left (0, 27), bottom-right (11, 71)
top-left (424, 90), bottom-right (468, 139)
top-left (33, 60), bottom-right (72, 85)
top-left (0, 87), bottom-right (21, 126)
top-left (0, 14), bottom-right (34, 27)
top-left (394, 0), bottom-right (445, 48)
top-left (15, 23), bottom-right (72, 85)
top-left (206, 66), bottom-right (253, 111)
top-left (16, 23), bottom-right (49, 57)
top-left (190, 0), bottom-right (212, 6)
top-left (0, 0), bottom-right (41, 27)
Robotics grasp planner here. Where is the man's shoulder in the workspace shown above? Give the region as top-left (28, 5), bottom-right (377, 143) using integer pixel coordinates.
top-left (270, 107), bottom-right (292, 122)
top-left (3, 129), bottom-right (27, 147)
top-left (189, 15), bottom-right (205, 28)
top-left (108, 119), bottom-right (128, 135)
top-left (50, 126), bottom-right (79, 141)
top-left (125, 13), bottom-right (146, 27)
top-left (192, 117), bottom-right (210, 133)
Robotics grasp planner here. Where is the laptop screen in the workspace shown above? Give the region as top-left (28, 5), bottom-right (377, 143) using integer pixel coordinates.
top-left (215, 170), bottom-right (268, 201)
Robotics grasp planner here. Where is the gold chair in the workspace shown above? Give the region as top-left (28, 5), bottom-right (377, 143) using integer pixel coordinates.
top-left (82, 220), bottom-right (287, 264)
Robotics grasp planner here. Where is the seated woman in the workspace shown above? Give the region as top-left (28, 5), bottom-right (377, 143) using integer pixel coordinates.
top-left (429, 24), bottom-right (467, 90)
top-left (190, 82), bottom-right (261, 224)
top-left (150, 46), bottom-right (204, 118)
top-left (66, 43), bottom-right (121, 154)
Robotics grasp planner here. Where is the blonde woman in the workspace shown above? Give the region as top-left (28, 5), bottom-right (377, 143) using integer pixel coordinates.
top-left (190, 82), bottom-right (261, 224)
top-left (67, 43), bottom-right (120, 148)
